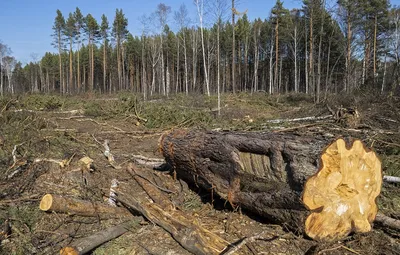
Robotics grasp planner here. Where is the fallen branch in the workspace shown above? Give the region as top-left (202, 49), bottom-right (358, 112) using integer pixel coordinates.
top-left (375, 213), bottom-right (400, 232)
top-left (131, 154), bottom-right (165, 168)
top-left (264, 115), bottom-right (332, 124)
top-left (221, 231), bottom-right (278, 255)
top-left (60, 219), bottom-right (141, 255)
top-left (39, 194), bottom-right (131, 219)
top-left (383, 175), bottom-right (400, 184)
top-left (126, 165), bottom-right (175, 195)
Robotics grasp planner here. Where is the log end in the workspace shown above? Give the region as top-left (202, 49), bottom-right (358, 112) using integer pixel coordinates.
top-left (60, 247), bottom-right (79, 255)
top-left (39, 194), bottom-right (54, 211)
top-left (302, 139), bottom-right (382, 241)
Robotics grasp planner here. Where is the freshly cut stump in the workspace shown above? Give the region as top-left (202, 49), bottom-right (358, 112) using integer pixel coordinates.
top-left (303, 139), bottom-right (382, 241)
top-left (160, 130), bottom-right (383, 241)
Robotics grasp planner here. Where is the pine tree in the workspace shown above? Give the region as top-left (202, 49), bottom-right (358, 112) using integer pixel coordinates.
top-left (84, 14), bottom-right (99, 91)
top-left (100, 14), bottom-right (109, 93)
top-left (52, 10), bottom-right (66, 93)
top-left (65, 13), bottom-right (76, 93)
top-left (112, 9), bottom-right (128, 91)
top-left (74, 7), bottom-right (84, 93)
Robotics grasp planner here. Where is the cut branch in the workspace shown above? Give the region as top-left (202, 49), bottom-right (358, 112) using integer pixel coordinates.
top-left (60, 219), bottom-right (141, 255)
top-left (39, 194), bottom-right (131, 219)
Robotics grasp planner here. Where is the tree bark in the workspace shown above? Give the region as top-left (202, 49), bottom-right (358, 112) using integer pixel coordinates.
top-left (39, 194), bottom-right (132, 219)
top-left (232, 0), bottom-right (236, 94)
top-left (160, 129), bottom-right (329, 231)
top-left (60, 220), bottom-right (141, 255)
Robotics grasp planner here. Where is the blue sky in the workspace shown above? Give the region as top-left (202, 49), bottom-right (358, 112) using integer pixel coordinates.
top-left (1, 0), bottom-right (396, 64)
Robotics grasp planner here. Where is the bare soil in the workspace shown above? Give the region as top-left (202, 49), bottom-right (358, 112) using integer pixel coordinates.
top-left (0, 92), bottom-right (399, 255)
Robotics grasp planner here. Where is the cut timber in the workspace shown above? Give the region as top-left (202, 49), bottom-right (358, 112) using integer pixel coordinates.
top-left (40, 194), bottom-right (131, 219)
top-left (60, 219), bottom-right (141, 255)
top-left (160, 129), bottom-right (327, 231)
top-left (159, 130), bottom-right (382, 241)
top-left (302, 139), bottom-right (382, 241)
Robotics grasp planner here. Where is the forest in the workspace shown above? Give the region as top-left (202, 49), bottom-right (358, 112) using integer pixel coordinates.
top-left (0, 0), bottom-right (399, 102)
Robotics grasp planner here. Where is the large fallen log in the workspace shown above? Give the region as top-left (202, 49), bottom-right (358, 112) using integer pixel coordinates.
top-left (159, 129), bottom-right (383, 241)
top-left (40, 194), bottom-right (132, 219)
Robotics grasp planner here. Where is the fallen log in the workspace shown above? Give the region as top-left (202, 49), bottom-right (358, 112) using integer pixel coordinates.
top-left (60, 219), bottom-right (141, 255)
top-left (40, 194), bottom-right (131, 219)
top-left (115, 164), bottom-right (230, 255)
top-left (159, 129), bottom-right (383, 241)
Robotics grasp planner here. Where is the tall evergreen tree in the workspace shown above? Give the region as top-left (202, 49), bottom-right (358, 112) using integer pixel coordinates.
top-left (84, 14), bottom-right (99, 91)
top-left (112, 9), bottom-right (128, 91)
top-left (52, 10), bottom-right (66, 93)
top-left (100, 14), bottom-right (109, 93)
top-left (65, 13), bottom-right (76, 93)
top-left (74, 7), bottom-right (84, 92)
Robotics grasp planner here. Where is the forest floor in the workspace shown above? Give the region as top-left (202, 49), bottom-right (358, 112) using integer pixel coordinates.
top-left (0, 92), bottom-right (399, 255)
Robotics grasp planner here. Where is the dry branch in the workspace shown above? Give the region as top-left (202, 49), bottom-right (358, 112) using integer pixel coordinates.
top-left (383, 175), bottom-right (400, 184)
top-left (375, 213), bottom-right (400, 232)
top-left (116, 164), bottom-right (230, 255)
top-left (39, 194), bottom-right (131, 219)
top-left (264, 115), bottom-right (333, 124)
top-left (60, 219), bottom-right (141, 255)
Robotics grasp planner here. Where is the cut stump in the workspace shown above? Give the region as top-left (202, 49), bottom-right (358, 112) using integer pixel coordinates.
top-left (159, 129), bottom-right (382, 241)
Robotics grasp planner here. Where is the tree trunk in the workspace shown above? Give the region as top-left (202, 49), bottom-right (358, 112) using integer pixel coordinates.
top-left (183, 32), bottom-right (188, 95)
top-left (160, 129), bottom-right (329, 231)
top-left (40, 194), bottom-right (132, 219)
top-left (305, 18), bottom-right (309, 94)
top-left (309, 7), bottom-right (314, 95)
top-left (232, 0), bottom-right (236, 94)
top-left (316, 0), bottom-right (325, 103)
top-left (346, 14), bottom-right (352, 92)
top-left (217, 21), bottom-right (221, 116)
top-left (275, 18), bottom-right (279, 93)
top-left (294, 25), bottom-right (298, 93)
top-left (69, 37), bottom-right (73, 94)
top-left (269, 38), bottom-right (274, 94)
top-left (373, 14), bottom-right (378, 85)
top-left (58, 30), bottom-right (63, 94)
top-left (103, 39), bottom-right (107, 93)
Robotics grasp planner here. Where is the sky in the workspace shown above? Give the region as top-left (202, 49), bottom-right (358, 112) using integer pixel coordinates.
top-left (0, 0), bottom-right (398, 65)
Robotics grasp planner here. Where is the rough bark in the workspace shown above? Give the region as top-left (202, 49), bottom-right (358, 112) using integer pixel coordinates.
top-left (160, 129), bottom-right (328, 231)
top-left (39, 194), bottom-right (131, 219)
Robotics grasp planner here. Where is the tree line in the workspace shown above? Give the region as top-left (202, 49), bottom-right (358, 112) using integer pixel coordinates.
top-left (0, 0), bottom-right (399, 102)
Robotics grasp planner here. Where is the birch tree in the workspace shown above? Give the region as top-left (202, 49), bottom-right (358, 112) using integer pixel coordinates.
top-left (156, 3), bottom-right (171, 96)
top-left (0, 42), bottom-right (11, 96)
top-left (174, 4), bottom-right (190, 95)
top-left (194, 0), bottom-right (210, 96)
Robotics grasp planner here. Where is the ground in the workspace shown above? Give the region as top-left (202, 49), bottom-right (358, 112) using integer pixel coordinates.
top-left (0, 92), bottom-right (399, 255)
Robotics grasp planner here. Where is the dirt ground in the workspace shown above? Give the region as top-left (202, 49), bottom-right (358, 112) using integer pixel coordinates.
top-left (0, 92), bottom-right (399, 255)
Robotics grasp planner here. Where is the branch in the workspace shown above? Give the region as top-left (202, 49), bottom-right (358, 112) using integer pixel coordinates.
top-left (221, 231), bottom-right (278, 255)
top-left (383, 175), bottom-right (400, 184)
